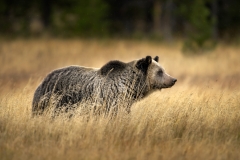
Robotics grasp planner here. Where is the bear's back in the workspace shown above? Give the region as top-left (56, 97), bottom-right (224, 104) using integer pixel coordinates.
top-left (32, 65), bottom-right (98, 108)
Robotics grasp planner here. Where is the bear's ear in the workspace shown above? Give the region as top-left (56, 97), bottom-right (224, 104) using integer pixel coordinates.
top-left (136, 56), bottom-right (152, 73)
top-left (154, 56), bottom-right (159, 62)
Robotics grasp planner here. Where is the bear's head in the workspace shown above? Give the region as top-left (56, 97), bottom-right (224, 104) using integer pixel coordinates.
top-left (136, 56), bottom-right (177, 90)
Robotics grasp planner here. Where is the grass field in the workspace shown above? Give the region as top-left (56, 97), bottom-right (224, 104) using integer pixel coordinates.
top-left (0, 39), bottom-right (240, 160)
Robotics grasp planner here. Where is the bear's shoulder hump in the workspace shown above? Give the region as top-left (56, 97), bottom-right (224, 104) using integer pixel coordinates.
top-left (99, 60), bottom-right (127, 76)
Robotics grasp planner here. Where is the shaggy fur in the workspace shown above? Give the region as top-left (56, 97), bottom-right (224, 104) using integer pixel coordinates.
top-left (32, 56), bottom-right (176, 116)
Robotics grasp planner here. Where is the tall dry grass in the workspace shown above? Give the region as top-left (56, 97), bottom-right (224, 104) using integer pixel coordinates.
top-left (0, 39), bottom-right (240, 160)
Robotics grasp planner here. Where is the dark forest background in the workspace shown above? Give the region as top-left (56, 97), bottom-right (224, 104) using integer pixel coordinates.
top-left (0, 0), bottom-right (239, 50)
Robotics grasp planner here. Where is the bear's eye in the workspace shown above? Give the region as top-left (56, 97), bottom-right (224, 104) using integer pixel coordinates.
top-left (158, 70), bottom-right (163, 76)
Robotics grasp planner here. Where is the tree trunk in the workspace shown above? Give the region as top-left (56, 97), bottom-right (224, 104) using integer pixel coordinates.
top-left (163, 0), bottom-right (173, 41)
top-left (212, 0), bottom-right (218, 40)
top-left (41, 0), bottom-right (52, 29)
top-left (153, 0), bottom-right (162, 34)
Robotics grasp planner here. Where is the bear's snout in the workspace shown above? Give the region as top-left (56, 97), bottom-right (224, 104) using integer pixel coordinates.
top-left (172, 78), bottom-right (177, 84)
top-left (170, 78), bottom-right (177, 86)
top-left (169, 78), bottom-right (177, 87)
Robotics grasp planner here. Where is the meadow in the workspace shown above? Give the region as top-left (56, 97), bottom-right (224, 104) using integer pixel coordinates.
top-left (0, 39), bottom-right (240, 160)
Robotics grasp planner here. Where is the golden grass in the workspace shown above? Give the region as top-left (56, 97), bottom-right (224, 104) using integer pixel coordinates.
top-left (0, 39), bottom-right (240, 159)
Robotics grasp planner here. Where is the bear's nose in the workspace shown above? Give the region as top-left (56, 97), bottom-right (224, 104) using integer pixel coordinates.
top-left (172, 79), bottom-right (177, 83)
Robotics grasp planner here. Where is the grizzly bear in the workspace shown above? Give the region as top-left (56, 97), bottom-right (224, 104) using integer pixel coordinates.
top-left (32, 56), bottom-right (177, 116)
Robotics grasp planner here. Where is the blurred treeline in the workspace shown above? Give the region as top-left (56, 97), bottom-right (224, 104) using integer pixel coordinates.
top-left (0, 0), bottom-right (240, 49)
